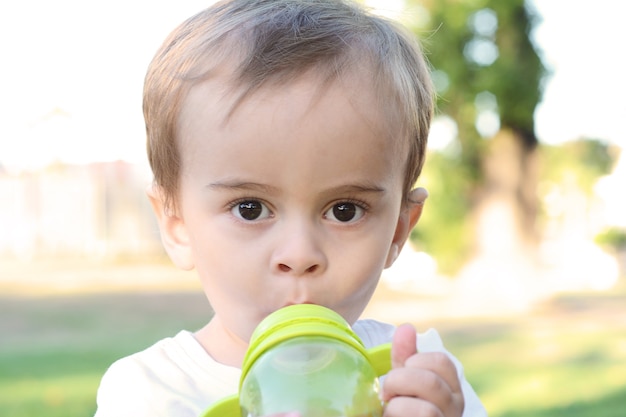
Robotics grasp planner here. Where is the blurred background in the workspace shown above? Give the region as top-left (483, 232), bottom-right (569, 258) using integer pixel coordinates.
top-left (1, 1), bottom-right (624, 416)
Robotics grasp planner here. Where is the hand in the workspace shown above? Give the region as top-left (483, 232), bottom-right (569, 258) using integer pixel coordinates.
top-left (381, 324), bottom-right (464, 417)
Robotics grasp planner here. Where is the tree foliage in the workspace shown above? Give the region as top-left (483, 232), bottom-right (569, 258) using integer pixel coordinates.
top-left (539, 139), bottom-right (617, 193)
top-left (405, 0), bottom-right (547, 273)
top-left (413, 0), bottom-right (544, 139)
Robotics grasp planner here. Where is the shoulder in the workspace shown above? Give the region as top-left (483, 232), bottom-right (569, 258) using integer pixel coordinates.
top-left (94, 331), bottom-right (240, 417)
top-left (94, 338), bottom-right (170, 416)
top-left (352, 318), bottom-right (446, 352)
top-left (352, 318), bottom-right (395, 348)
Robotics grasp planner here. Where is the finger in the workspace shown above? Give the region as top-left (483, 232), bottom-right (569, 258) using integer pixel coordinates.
top-left (404, 351), bottom-right (463, 394)
top-left (391, 323), bottom-right (417, 369)
top-left (383, 366), bottom-right (464, 417)
top-left (383, 351), bottom-right (465, 414)
top-left (382, 366), bottom-right (451, 405)
top-left (383, 395), bottom-right (443, 417)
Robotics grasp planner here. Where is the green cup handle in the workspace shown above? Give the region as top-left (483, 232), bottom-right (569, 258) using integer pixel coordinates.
top-left (367, 342), bottom-right (392, 376)
top-left (201, 393), bottom-right (239, 417)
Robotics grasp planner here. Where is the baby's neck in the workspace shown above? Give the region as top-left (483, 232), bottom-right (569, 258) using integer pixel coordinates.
top-left (194, 317), bottom-right (248, 368)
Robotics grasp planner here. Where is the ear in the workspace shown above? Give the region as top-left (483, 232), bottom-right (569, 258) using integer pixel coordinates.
top-left (146, 184), bottom-right (195, 270)
top-left (384, 188), bottom-right (428, 268)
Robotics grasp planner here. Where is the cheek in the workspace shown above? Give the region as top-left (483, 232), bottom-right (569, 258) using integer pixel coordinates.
top-left (187, 226), bottom-right (264, 293)
top-left (354, 217), bottom-right (400, 281)
top-left (193, 233), bottom-right (264, 291)
top-left (332, 235), bottom-right (393, 296)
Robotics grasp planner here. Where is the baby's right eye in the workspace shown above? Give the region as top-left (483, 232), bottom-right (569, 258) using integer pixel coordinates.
top-left (231, 200), bottom-right (271, 221)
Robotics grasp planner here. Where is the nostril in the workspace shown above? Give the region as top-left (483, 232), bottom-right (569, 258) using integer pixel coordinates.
top-left (277, 263), bottom-right (319, 274)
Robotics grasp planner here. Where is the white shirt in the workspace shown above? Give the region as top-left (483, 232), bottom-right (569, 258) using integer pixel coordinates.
top-left (95, 319), bottom-right (487, 416)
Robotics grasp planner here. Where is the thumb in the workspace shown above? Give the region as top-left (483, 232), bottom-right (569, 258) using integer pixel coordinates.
top-left (391, 323), bottom-right (417, 369)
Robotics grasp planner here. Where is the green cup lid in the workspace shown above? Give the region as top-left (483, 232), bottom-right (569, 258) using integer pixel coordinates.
top-left (241, 304), bottom-right (370, 388)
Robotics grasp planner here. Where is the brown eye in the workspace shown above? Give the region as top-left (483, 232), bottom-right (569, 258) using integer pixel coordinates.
top-left (333, 203), bottom-right (356, 222)
top-left (232, 200), bottom-right (270, 221)
top-left (325, 202), bottom-right (365, 223)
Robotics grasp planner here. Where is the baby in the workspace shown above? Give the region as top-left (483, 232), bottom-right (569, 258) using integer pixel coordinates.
top-left (95, 1), bottom-right (487, 416)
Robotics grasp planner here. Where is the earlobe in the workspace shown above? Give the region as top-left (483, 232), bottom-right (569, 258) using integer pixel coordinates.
top-left (146, 185), bottom-right (195, 271)
top-left (384, 187), bottom-right (428, 268)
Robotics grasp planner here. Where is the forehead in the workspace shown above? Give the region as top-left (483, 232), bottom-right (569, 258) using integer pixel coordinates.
top-left (176, 69), bottom-right (408, 188)
top-left (177, 65), bottom-right (408, 157)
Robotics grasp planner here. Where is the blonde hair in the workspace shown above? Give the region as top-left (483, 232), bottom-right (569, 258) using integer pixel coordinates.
top-left (144, 0), bottom-right (433, 210)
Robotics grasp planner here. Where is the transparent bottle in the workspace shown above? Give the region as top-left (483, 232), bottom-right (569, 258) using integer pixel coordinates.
top-left (202, 304), bottom-right (391, 417)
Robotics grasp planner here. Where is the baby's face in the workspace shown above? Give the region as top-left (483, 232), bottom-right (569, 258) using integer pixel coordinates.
top-left (176, 71), bottom-right (408, 348)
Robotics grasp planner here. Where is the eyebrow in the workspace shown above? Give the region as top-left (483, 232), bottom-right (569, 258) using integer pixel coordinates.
top-left (324, 184), bottom-right (387, 196)
top-left (205, 180), bottom-right (279, 193)
top-left (206, 180), bottom-right (386, 196)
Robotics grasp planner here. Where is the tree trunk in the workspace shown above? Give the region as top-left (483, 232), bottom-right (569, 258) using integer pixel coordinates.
top-left (476, 128), bottom-right (539, 253)
top-left (456, 129), bottom-right (541, 312)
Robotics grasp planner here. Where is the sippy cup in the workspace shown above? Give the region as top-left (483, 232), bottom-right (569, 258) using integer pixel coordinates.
top-left (201, 304), bottom-right (392, 417)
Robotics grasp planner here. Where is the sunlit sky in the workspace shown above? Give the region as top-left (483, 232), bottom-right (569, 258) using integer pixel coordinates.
top-left (0, 0), bottom-right (624, 172)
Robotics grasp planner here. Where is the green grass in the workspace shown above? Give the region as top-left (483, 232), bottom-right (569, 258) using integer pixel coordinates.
top-left (1, 288), bottom-right (625, 416)
top-left (0, 292), bottom-right (210, 417)
top-left (435, 291), bottom-right (626, 417)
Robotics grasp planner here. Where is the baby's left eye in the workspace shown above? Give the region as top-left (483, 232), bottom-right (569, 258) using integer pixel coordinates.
top-left (324, 202), bottom-right (365, 223)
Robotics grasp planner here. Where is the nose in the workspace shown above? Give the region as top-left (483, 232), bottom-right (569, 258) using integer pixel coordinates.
top-left (271, 220), bottom-right (327, 276)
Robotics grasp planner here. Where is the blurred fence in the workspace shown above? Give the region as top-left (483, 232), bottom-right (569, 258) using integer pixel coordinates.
top-left (0, 161), bottom-right (162, 260)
